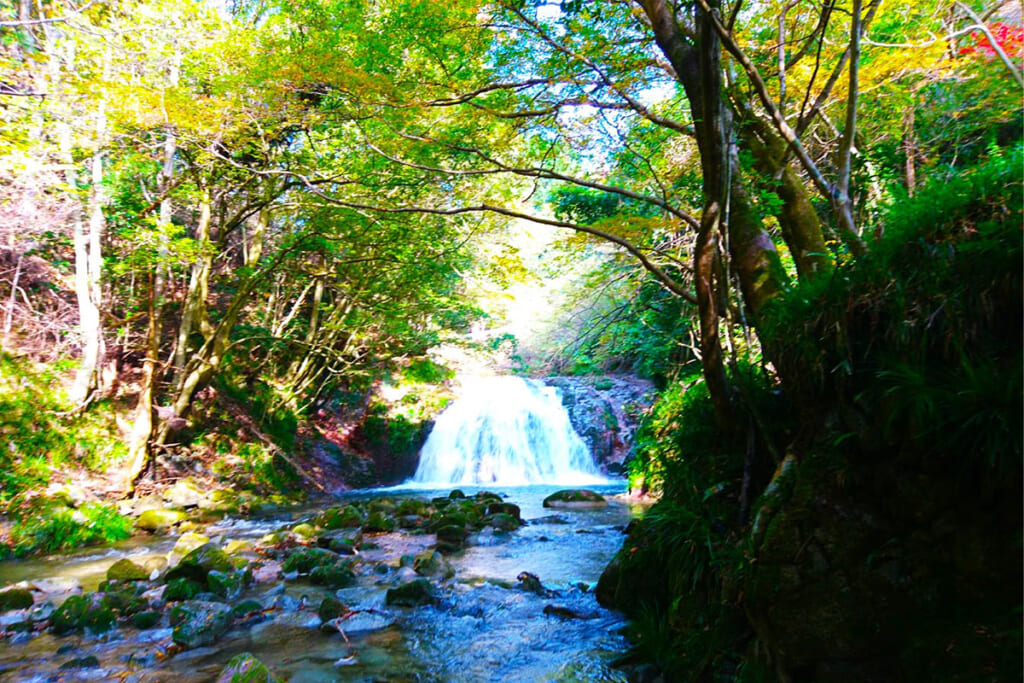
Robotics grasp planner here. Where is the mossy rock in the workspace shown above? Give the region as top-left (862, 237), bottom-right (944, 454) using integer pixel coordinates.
top-left (435, 524), bottom-right (469, 545)
top-left (318, 529), bottom-right (361, 555)
top-left (385, 578), bottom-right (435, 607)
top-left (231, 599), bottom-right (263, 618)
top-left (395, 499), bottom-right (430, 517)
top-left (50, 594), bottom-right (114, 635)
top-left (291, 523), bottom-right (317, 539)
top-left (474, 491), bottom-right (503, 505)
top-left (362, 510), bottom-right (396, 533)
top-left (164, 578), bottom-right (203, 602)
top-left (318, 596), bottom-right (347, 622)
top-left (486, 502), bottom-right (521, 521)
top-left (136, 508), bottom-right (186, 533)
top-left (430, 511), bottom-right (469, 531)
top-left (316, 506), bottom-right (364, 530)
top-left (368, 498), bottom-right (397, 514)
top-left (542, 489), bottom-right (608, 509)
top-left (131, 610), bottom-right (162, 629)
top-left (488, 513), bottom-right (520, 532)
top-left (107, 558), bottom-right (149, 582)
top-left (207, 570), bottom-right (244, 600)
top-left (166, 543), bottom-right (234, 584)
top-left (215, 652), bottom-right (283, 683)
top-left (50, 595), bottom-right (89, 635)
top-left (0, 587), bottom-right (33, 612)
top-left (171, 600), bottom-right (233, 649)
top-left (282, 547), bottom-right (339, 574)
top-left (163, 478), bottom-right (207, 509)
top-left (224, 539), bottom-right (253, 555)
top-left (310, 561), bottom-right (356, 589)
top-left (173, 532), bottom-right (211, 556)
top-left (413, 550), bottom-right (454, 580)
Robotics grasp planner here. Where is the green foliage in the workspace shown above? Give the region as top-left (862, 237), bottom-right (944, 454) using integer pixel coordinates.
top-left (5, 497), bottom-right (131, 558)
top-left (0, 355), bottom-right (127, 505)
top-left (402, 358), bottom-right (453, 384)
top-left (617, 364), bottom-right (785, 680)
top-left (766, 144), bottom-right (1023, 475)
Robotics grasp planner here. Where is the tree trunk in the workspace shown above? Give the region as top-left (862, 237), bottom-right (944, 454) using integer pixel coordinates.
top-left (171, 185), bottom-right (213, 387)
top-left (124, 129), bottom-right (176, 494)
top-left (71, 110), bottom-right (107, 406)
top-left (737, 112), bottom-right (832, 280)
top-left (157, 195), bottom-right (273, 436)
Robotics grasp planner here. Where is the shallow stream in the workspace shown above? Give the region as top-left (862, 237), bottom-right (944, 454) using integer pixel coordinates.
top-left (0, 483), bottom-right (642, 682)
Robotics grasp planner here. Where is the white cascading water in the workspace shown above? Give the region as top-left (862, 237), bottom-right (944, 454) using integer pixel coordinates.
top-left (410, 376), bottom-right (607, 487)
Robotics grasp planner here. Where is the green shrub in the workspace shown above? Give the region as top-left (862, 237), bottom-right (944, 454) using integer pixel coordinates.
top-left (6, 498), bottom-right (131, 557)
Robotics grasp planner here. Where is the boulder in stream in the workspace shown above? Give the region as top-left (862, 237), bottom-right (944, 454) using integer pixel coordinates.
top-left (215, 652), bottom-right (283, 683)
top-left (542, 489), bottom-right (608, 509)
top-left (107, 558), bottom-right (149, 582)
top-left (135, 508), bottom-right (186, 533)
top-left (413, 550), bottom-right (454, 580)
top-left (0, 588), bottom-right (33, 612)
top-left (386, 578), bottom-right (436, 606)
top-left (170, 600), bottom-right (233, 648)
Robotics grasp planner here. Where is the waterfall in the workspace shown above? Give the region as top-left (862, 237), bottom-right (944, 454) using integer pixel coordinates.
top-left (410, 376), bottom-right (607, 487)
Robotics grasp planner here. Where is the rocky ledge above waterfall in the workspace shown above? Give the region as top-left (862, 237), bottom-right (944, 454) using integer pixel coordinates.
top-left (543, 376), bottom-right (655, 475)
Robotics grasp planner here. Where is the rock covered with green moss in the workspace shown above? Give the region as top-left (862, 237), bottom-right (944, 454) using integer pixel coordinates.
top-left (542, 489), bottom-right (607, 509)
top-left (215, 653), bottom-right (283, 683)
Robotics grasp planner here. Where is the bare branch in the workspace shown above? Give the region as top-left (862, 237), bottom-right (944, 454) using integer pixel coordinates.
top-left (955, 1), bottom-right (1024, 88)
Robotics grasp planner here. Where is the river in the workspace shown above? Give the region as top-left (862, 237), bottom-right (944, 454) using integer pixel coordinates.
top-left (0, 484), bottom-right (641, 682)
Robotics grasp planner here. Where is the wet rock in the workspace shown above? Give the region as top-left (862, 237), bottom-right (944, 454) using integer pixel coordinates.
top-left (59, 655), bottom-right (100, 669)
top-left (488, 512), bottom-right (520, 532)
top-left (142, 556), bottom-right (168, 574)
top-left (163, 478), bottom-right (206, 509)
top-left (516, 572), bottom-right (553, 597)
top-left (136, 508), bottom-right (186, 533)
top-left (486, 502), bottom-right (522, 521)
top-left (281, 546), bottom-right (339, 574)
top-left (318, 596), bottom-right (348, 623)
top-left (215, 652), bottom-right (283, 683)
top-left (544, 376), bottom-right (654, 472)
top-left (0, 587), bottom-right (33, 612)
top-left (362, 510), bottom-right (396, 533)
top-left (164, 578), bottom-right (203, 602)
top-left (50, 594), bottom-right (114, 635)
top-left (207, 570), bottom-right (244, 600)
top-left (170, 600), bottom-right (233, 649)
top-left (131, 610), bottom-right (162, 629)
top-left (316, 506), bottom-right (364, 529)
top-left (232, 599), bottom-right (263, 619)
top-left (413, 550), bottom-right (454, 580)
top-left (325, 610), bottom-right (393, 635)
top-left (435, 524), bottom-right (469, 551)
top-left (386, 578), bottom-right (436, 607)
top-left (543, 604), bottom-right (596, 620)
top-left (250, 561), bottom-right (282, 584)
top-left (310, 561), bottom-right (356, 589)
top-left (224, 539), bottom-right (253, 555)
top-left (107, 558), bottom-right (149, 582)
top-left (396, 498), bottom-right (430, 517)
top-left (542, 489), bottom-right (608, 509)
top-left (291, 522), bottom-right (317, 539)
top-left (173, 532), bottom-right (211, 556)
top-left (170, 543), bottom-right (234, 575)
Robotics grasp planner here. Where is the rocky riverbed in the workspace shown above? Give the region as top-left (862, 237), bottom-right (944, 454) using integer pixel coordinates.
top-left (0, 484), bottom-right (644, 682)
